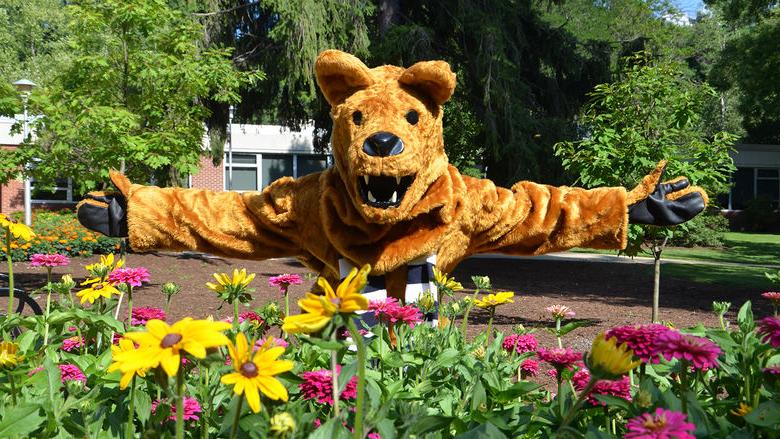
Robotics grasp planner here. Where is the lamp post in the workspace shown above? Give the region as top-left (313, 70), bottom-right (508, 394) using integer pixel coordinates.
top-left (13, 79), bottom-right (36, 226)
top-left (227, 104), bottom-right (234, 191)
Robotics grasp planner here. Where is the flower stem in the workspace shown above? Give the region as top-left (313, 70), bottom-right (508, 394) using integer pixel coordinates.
top-left (679, 361), bottom-right (689, 416)
top-left (229, 396), bottom-right (244, 439)
top-left (555, 318), bottom-right (563, 348)
top-left (459, 289), bottom-right (480, 338)
top-left (126, 376), bottom-right (136, 439)
top-left (127, 286), bottom-right (134, 327)
top-left (486, 308), bottom-right (495, 345)
top-left (8, 372), bottom-right (17, 405)
top-left (346, 318), bottom-right (366, 439)
top-left (43, 268), bottom-right (53, 345)
top-left (378, 323), bottom-right (385, 380)
top-left (558, 377), bottom-right (598, 432)
top-left (330, 330), bottom-right (340, 419)
top-left (233, 300), bottom-right (239, 331)
top-left (397, 325), bottom-right (404, 381)
top-left (283, 290), bottom-right (289, 338)
top-left (176, 366), bottom-right (185, 439)
top-left (6, 228), bottom-right (14, 316)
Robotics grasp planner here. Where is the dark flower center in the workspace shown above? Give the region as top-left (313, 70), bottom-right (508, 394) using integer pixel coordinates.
top-left (93, 284), bottom-right (104, 290)
top-left (161, 333), bottom-right (182, 348)
top-left (240, 361), bottom-right (258, 378)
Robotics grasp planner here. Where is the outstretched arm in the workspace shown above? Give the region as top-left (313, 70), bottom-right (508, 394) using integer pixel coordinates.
top-left (77, 172), bottom-right (307, 260)
top-left (468, 161), bottom-right (707, 255)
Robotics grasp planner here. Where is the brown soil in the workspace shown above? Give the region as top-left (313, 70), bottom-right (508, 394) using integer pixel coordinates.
top-left (3, 252), bottom-right (765, 353)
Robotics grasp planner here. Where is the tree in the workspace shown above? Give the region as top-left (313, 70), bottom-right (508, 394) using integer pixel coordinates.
top-left (0, 0), bottom-right (260, 192)
top-left (554, 54), bottom-right (736, 322)
top-left (705, 0), bottom-right (780, 143)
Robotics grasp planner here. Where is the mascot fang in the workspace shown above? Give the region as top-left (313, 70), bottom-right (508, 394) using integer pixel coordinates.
top-left (77, 50), bottom-right (707, 322)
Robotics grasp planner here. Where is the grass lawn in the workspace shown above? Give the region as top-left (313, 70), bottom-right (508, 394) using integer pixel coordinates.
top-left (571, 232), bottom-right (780, 266)
top-left (662, 262), bottom-right (775, 291)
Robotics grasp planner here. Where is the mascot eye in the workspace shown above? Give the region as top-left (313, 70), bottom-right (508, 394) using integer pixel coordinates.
top-left (352, 111), bottom-right (363, 126)
top-left (405, 110), bottom-right (419, 125)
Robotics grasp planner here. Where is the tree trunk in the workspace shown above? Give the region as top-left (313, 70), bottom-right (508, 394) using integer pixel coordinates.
top-left (378, 0), bottom-right (399, 38)
top-left (651, 236), bottom-right (669, 323)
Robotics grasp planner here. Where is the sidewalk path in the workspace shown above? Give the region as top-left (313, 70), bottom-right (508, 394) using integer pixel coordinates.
top-left (472, 251), bottom-right (780, 269)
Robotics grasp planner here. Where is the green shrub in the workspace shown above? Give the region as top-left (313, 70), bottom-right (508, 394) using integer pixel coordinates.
top-left (670, 211), bottom-right (729, 247)
top-left (0, 209), bottom-right (120, 261)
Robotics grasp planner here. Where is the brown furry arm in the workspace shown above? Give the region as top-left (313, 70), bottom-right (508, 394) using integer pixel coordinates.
top-left (468, 178), bottom-right (629, 255)
top-left (111, 172), bottom-right (303, 259)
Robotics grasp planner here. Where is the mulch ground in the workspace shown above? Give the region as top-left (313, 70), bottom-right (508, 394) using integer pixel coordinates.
top-left (3, 252), bottom-right (768, 354)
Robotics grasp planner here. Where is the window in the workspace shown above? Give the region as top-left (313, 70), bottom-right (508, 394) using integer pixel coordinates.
top-left (224, 153), bottom-right (331, 191)
top-left (31, 179), bottom-right (76, 204)
top-left (728, 167), bottom-right (780, 210)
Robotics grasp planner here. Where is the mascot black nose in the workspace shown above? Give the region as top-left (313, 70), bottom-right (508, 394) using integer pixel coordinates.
top-left (363, 132), bottom-right (404, 157)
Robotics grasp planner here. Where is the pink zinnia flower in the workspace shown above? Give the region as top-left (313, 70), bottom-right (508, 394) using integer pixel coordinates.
top-left (368, 297), bottom-right (401, 320)
top-left (546, 305), bottom-right (575, 320)
top-left (763, 365), bottom-right (780, 376)
top-left (58, 364), bottom-right (86, 383)
top-left (61, 336), bottom-right (84, 352)
top-left (520, 359), bottom-right (539, 377)
top-left (108, 267), bottom-right (151, 287)
top-left (758, 316), bottom-right (780, 348)
top-left (537, 348), bottom-right (582, 369)
top-left (299, 367), bottom-right (357, 405)
top-left (762, 292), bottom-right (780, 305)
top-left (572, 369), bottom-right (631, 406)
top-left (605, 324), bottom-right (672, 364)
top-left (384, 304), bottom-right (423, 327)
top-left (28, 365), bottom-right (44, 376)
top-left (152, 397), bottom-right (202, 421)
top-left (502, 333), bottom-right (538, 354)
top-left (131, 307), bottom-right (166, 326)
top-left (256, 337), bottom-right (289, 350)
top-left (30, 253), bottom-right (70, 267)
top-left (655, 331), bottom-right (721, 371)
top-left (625, 408), bottom-right (695, 439)
top-left (268, 273), bottom-right (303, 293)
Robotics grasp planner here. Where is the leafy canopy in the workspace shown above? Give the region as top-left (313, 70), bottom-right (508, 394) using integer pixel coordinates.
top-left (0, 0), bottom-right (261, 191)
top-left (554, 53), bottom-right (736, 253)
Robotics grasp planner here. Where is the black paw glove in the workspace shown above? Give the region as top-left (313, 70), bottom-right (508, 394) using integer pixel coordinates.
top-left (628, 172), bottom-right (706, 226)
top-left (77, 192), bottom-right (128, 237)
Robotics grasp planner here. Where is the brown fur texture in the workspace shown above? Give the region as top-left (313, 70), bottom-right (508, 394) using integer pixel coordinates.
top-left (110, 50), bottom-right (707, 296)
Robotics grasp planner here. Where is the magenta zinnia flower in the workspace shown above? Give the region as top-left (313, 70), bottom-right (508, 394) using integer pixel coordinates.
top-left (537, 347), bottom-right (582, 369)
top-left (625, 408), bottom-right (695, 439)
top-left (763, 365), bottom-right (780, 376)
top-left (268, 273), bottom-right (303, 293)
top-left (572, 369), bottom-right (631, 406)
top-left (605, 324), bottom-right (672, 364)
top-left (502, 333), bottom-right (538, 354)
top-left (30, 253), bottom-right (70, 267)
top-left (368, 297), bottom-right (401, 320)
top-left (131, 307), bottom-right (166, 326)
top-left (58, 364), bottom-right (86, 383)
top-left (384, 304), bottom-right (423, 327)
top-left (108, 267), bottom-right (151, 287)
top-left (152, 397), bottom-right (202, 421)
top-left (520, 359), bottom-right (540, 377)
top-left (758, 316), bottom-right (780, 348)
top-left (299, 367), bottom-right (357, 405)
top-left (61, 336), bottom-right (84, 352)
top-left (655, 331), bottom-right (721, 371)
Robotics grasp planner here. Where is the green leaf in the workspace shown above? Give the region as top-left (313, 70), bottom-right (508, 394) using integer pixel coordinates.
top-left (470, 379), bottom-right (487, 413)
top-left (300, 336), bottom-right (343, 351)
top-left (435, 348), bottom-right (460, 368)
top-left (135, 389), bottom-right (152, 425)
top-left (593, 395), bottom-right (632, 412)
top-left (558, 320), bottom-right (591, 337)
top-left (308, 417), bottom-right (351, 439)
top-left (736, 300), bottom-right (754, 331)
top-left (337, 360), bottom-right (358, 395)
top-left (453, 422), bottom-right (508, 439)
top-left (744, 401), bottom-right (780, 428)
top-left (0, 404), bottom-right (45, 436)
top-left (409, 416), bottom-right (453, 435)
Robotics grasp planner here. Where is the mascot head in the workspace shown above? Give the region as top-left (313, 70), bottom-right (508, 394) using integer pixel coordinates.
top-left (315, 50), bottom-right (456, 224)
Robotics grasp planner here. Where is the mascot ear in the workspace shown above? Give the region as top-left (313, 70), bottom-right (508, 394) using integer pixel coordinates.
top-left (315, 50), bottom-right (375, 106)
top-left (399, 60), bottom-right (456, 106)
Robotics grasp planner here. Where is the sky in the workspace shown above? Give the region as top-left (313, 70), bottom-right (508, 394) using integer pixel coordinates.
top-left (672, 0), bottom-right (706, 17)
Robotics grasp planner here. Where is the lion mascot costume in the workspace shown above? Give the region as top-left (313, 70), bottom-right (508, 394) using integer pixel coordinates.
top-left (77, 50), bottom-right (706, 322)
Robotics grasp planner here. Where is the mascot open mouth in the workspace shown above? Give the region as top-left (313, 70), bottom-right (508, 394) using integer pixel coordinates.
top-left (357, 174), bottom-right (415, 208)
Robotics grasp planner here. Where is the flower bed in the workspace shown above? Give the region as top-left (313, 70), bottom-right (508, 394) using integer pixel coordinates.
top-left (0, 210), bottom-right (120, 261)
top-left (1, 220), bottom-right (779, 438)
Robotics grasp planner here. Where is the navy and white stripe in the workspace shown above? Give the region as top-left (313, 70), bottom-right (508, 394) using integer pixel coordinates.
top-left (338, 254), bottom-right (439, 327)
